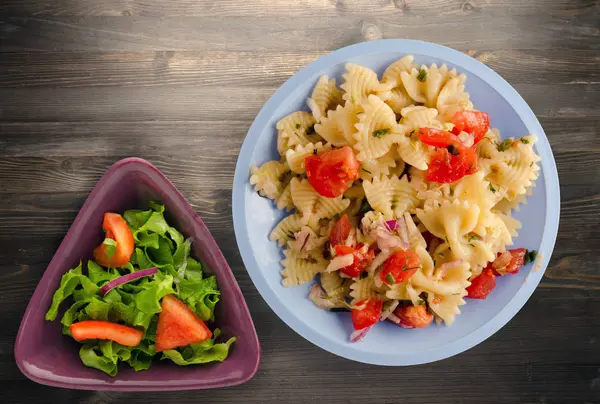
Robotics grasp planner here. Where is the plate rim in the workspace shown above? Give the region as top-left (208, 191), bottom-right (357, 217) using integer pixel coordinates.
top-left (232, 39), bottom-right (560, 366)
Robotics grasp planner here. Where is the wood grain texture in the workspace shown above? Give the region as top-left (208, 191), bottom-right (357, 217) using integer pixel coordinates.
top-left (1, 0), bottom-right (600, 403)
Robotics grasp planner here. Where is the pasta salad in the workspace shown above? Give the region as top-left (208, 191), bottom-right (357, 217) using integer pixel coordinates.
top-left (249, 56), bottom-right (540, 341)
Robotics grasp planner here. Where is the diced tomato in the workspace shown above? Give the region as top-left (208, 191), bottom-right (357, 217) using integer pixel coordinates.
top-left (426, 143), bottom-right (478, 184)
top-left (93, 213), bottom-right (135, 268)
top-left (305, 146), bottom-right (360, 198)
top-left (329, 214), bottom-right (352, 246)
top-left (334, 244), bottom-right (375, 278)
top-left (393, 305), bottom-right (434, 329)
top-left (155, 295), bottom-right (212, 352)
top-left (451, 110), bottom-right (490, 144)
top-left (70, 320), bottom-right (143, 347)
top-left (351, 299), bottom-right (382, 330)
top-left (418, 128), bottom-right (461, 148)
top-left (380, 249), bottom-right (421, 285)
top-left (489, 248), bottom-right (527, 276)
top-left (466, 268), bottom-right (497, 299)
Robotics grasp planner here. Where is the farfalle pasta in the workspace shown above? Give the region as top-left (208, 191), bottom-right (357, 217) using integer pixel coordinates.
top-left (249, 56), bottom-right (541, 340)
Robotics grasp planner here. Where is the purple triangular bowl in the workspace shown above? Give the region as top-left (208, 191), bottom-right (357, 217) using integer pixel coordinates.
top-left (14, 157), bottom-right (260, 391)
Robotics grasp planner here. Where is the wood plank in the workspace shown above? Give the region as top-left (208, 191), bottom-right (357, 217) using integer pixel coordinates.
top-left (0, 0), bottom-right (596, 17)
top-left (0, 82), bottom-right (597, 123)
top-left (1, 14), bottom-right (598, 52)
top-left (1, 49), bottom-right (598, 89)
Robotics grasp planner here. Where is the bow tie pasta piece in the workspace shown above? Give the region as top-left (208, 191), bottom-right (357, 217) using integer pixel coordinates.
top-left (322, 102), bottom-right (361, 147)
top-left (250, 160), bottom-right (291, 201)
top-left (416, 199), bottom-right (480, 260)
top-left (280, 247), bottom-right (328, 287)
top-left (349, 276), bottom-right (385, 305)
top-left (276, 111), bottom-right (320, 155)
top-left (363, 174), bottom-right (419, 220)
top-left (286, 226), bottom-right (328, 259)
top-left (386, 87), bottom-right (413, 115)
top-left (400, 105), bottom-right (442, 131)
top-left (290, 177), bottom-right (350, 226)
top-left (314, 111), bottom-right (349, 147)
top-left (427, 292), bottom-right (467, 326)
top-left (400, 63), bottom-right (459, 107)
top-left (403, 212), bottom-right (427, 251)
top-left (276, 181), bottom-right (294, 211)
top-left (270, 213), bottom-right (307, 247)
top-left (285, 142), bottom-right (332, 174)
top-left (358, 148), bottom-right (400, 181)
top-left (494, 186), bottom-right (533, 214)
top-left (382, 55), bottom-right (417, 87)
top-left (411, 260), bottom-right (471, 298)
top-left (353, 94), bottom-right (407, 161)
top-left (453, 171), bottom-right (498, 212)
top-left (307, 75), bottom-right (343, 122)
top-left (479, 135), bottom-right (541, 200)
top-left (341, 63), bottom-right (394, 106)
top-left (437, 75), bottom-right (473, 122)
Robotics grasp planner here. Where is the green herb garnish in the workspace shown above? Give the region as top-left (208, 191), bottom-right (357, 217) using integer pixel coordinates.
top-left (417, 68), bottom-right (427, 82)
top-left (359, 200), bottom-right (372, 214)
top-left (521, 138), bottom-right (530, 144)
top-left (295, 123), bottom-right (301, 129)
top-left (467, 234), bottom-right (481, 242)
top-left (524, 249), bottom-right (538, 265)
top-left (361, 167), bottom-right (372, 174)
top-left (102, 238), bottom-right (117, 260)
top-left (497, 139), bottom-right (513, 152)
top-left (372, 128), bottom-right (391, 138)
top-left (386, 273), bottom-right (395, 285)
top-left (489, 183), bottom-right (497, 193)
top-left (306, 125), bottom-right (315, 136)
top-left (416, 299), bottom-right (425, 305)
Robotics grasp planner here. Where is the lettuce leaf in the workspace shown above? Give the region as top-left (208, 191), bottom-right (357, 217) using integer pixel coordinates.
top-left (161, 330), bottom-right (236, 366)
top-left (45, 262), bottom-right (99, 321)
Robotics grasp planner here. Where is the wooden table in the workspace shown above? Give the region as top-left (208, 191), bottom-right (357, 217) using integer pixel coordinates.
top-left (1, 1), bottom-right (599, 403)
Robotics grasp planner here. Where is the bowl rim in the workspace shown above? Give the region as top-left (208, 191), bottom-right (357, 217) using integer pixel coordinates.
top-left (232, 39), bottom-right (560, 366)
top-left (15, 157), bottom-right (260, 390)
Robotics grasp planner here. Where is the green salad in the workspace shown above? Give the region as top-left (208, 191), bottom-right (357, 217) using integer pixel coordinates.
top-left (45, 202), bottom-right (235, 376)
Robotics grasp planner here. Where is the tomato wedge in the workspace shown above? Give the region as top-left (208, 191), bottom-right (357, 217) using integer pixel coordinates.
top-left (305, 146), bottom-right (359, 198)
top-left (394, 305), bottom-right (433, 329)
top-left (93, 213), bottom-right (135, 268)
top-left (466, 268), bottom-right (497, 299)
top-left (352, 299), bottom-right (382, 330)
top-left (70, 320), bottom-right (143, 347)
top-left (334, 244), bottom-right (375, 278)
top-left (489, 248), bottom-right (527, 276)
top-left (451, 110), bottom-right (490, 144)
top-left (380, 249), bottom-right (421, 285)
top-left (329, 214), bottom-right (352, 246)
top-left (419, 128), bottom-right (479, 183)
top-left (155, 295), bottom-right (212, 352)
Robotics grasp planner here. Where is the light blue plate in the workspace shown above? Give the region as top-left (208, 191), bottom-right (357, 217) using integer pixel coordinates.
top-left (232, 39), bottom-right (560, 365)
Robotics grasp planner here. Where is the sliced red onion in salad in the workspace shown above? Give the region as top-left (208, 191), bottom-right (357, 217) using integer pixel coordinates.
top-left (350, 325), bottom-right (372, 343)
top-left (387, 312), bottom-right (401, 325)
top-left (99, 267), bottom-right (158, 296)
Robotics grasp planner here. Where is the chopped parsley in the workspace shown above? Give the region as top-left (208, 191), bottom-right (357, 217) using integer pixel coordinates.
top-left (489, 183), bottom-right (497, 193)
top-left (359, 199), bottom-right (372, 214)
top-left (439, 252), bottom-right (444, 258)
top-left (521, 138), bottom-right (530, 144)
top-left (467, 234), bottom-right (481, 242)
top-left (416, 299), bottom-right (425, 305)
top-left (361, 167), bottom-right (372, 174)
top-left (372, 128), bottom-right (391, 138)
top-left (295, 123), bottom-right (301, 129)
top-left (103, 238), bottom-right (117, 259)
top-left (417, 68), bottom-right (427, 82)
top-left (386, 273), bottom-right (396, 285)
top-left (306, 125), bottom-right (315, 136)
top-left (497, 139), bottom-right (513, 152)
top-left (524, 249), bottom-right (538, 265)
top-left (530, 161), bottom-right (534, 167)
top-left (402, 265), bottom-right (421, 272)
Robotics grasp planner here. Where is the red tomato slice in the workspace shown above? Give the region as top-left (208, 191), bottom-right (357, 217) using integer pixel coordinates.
top-left (351, 299), bottom-right (382, 330)
top-left (329, 214), bottom-right (352, 246)
top-left (305, 146), bottom-right (359, 198)
top-left (418, 128), bottom-right (461, 148)
top-left (334, 244), bottom-right (375, 278)
top-left (380, 249), bottom-right (421, 285)
top-left (70, 320), bottom-right (143, 347)
top-left (490, 248), bottom-right (527, 276)
top-left (93, 213), bottom-right (135, 268)
top-left (393, 305), bottom-right (433, 329)
top-left (156, 295), bottom-right (212, 352)
top-left (466, 268), bottom-right (497, 299)
top-left (451, 110), bottom-right (490, 144)
top-left (426, 144), bottom-right (479, 184)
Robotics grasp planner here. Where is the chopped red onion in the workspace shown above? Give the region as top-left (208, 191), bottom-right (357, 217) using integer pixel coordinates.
top-left (386, 313), bottom-right (401, 325)
top-left (99, 267), bottom-right (158, 296)
top-left (350, 325), bottom-right (372, 343)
